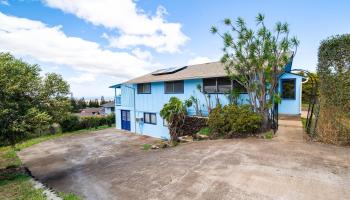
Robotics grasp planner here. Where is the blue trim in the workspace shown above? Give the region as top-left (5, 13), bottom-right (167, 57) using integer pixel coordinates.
top-left (109, 83), bottom-right (122, 88)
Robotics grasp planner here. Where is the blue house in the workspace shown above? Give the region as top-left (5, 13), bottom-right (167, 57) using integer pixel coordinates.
top-left (110, 62), bottom-right (303, 139)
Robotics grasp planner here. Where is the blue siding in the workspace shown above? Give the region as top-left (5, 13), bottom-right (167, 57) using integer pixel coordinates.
top-left (278, 73), bottom-right (302, 115)
top-left (115, 78), bottom-right (249, 138)
top-left (115, 74), bottom-right (302, 138)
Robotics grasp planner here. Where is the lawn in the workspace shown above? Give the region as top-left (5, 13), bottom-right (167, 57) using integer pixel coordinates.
top-left (0, 125), bottom-right (112, 200)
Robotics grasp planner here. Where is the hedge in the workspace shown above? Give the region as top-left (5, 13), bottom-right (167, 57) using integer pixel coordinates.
top-left (60, 114), bottom-right (115, 132)
top-left (317, 34), bottom-right (350, 145)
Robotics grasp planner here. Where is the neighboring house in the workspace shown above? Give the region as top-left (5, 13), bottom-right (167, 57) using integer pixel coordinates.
top-left (101, 101), bottom-right (115, 115)
top-left (110, 62), bottom-right (303, 139)
top-left (79, 107), bottom-right (103, 116)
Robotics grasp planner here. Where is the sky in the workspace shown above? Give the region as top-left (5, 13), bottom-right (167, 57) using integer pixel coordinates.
top-left (1, 0), bottom-right (349, 98)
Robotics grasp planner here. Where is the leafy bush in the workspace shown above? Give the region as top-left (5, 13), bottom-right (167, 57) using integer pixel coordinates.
top-left (60, 115), bottom-right (81, 132)
top-left (160, 97), bottom-right (187, 142)
top-left (60, 114), bottom-right (115, 132)
top-left (80, 116), bottom-right (100, 129)
top-left (208, 104), bottom-right (262, 138)
top-left (317, 34), bottom-right (350, 145)
top-left (105, 114), bottom-right (115, 127)
top-left (197, 127), bottom-right (211, 136)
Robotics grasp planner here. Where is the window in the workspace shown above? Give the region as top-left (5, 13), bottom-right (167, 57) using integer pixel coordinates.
top-left (217, 77), bottom-right (231, 93)
top-left (144, 113), bottom-right (156, 124)
top-left (137, 83), bottom-right (151, 94)
top-left (203, 78), bottom-right (217, 93)
top-left (203, 77), bottom-right (246, 93)
top-left (164, 81), bottom-right (184, 94)
top-left (281, 79), bottom-right (296, 99)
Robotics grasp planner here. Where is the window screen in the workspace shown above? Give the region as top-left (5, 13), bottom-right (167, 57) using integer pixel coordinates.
top-left (217, 77), bottom-right (231, 93)
top-left (281, 79), bottom-right (296, 99)
top-left (144, 113), bottom-right (156, 124)
top-left (137, 83), bottom-right (151, 94)
top-left (203, 78), bottom-right (217, 93)
top-left (164, 81), bottom-right (184, 93)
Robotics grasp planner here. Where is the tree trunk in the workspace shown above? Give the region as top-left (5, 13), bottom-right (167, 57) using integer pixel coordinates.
top-left (261, 110), bottom-right (270, 131)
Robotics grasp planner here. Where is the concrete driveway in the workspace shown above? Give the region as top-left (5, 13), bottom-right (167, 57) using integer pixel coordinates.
top-left (18, 125), bottom-right (350, 200)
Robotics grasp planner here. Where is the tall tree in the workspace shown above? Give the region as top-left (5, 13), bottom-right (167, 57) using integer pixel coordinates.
top-left (0, 52), bottom-right (70, 146)
top-left (211, 14), bottom-right (299, 130)
top-left (100, 96), bottom-right (106, 105)
top-left (40, 73), bottom-right (70, 122)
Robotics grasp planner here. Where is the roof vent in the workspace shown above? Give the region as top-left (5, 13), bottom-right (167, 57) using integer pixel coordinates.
top-left (152, 66), bottom-right (187, 75)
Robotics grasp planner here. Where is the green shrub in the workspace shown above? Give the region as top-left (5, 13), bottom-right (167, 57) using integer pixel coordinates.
top-left (208, 104), bottom-right (262, 138)
top-left (106, 114), bottom-right (115, 127)
top-left (60, 114), bottom-right (115, 132)
top-left (81, 116), bottom-right (100, 129)
top-left (197, 127), bottom-right (211, 136)
top-left (60, 115), bottom-right (81, 132)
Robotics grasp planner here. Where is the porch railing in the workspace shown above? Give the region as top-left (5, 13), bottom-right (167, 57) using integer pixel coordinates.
top-left (115, 95), bottom-right (121, 106)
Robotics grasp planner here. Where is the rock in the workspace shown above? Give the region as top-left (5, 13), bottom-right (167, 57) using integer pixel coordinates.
top-left (196, 134), bottom-right (209, 140)
top-left (159, 141), bottom-right (170, 148)
top-left (179, 135), bottom-right (193, 143)
top-left (153, 141), bottom-right (170, 148)
top-left (151, 145), bottom-right (159, 149)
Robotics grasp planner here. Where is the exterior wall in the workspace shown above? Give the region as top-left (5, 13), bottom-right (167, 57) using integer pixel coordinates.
top-left (115, 74), bottom-right (302, 138)
top-left (104, 107), bottom-right (112, 115)
top-left (115, 79), bottom-right (248, 139)
top-left (278, 73), bottom-right (303, 115)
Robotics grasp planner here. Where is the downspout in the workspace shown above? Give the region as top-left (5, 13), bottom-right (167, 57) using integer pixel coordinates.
top-left (133, 86), bottom-right (136, 133)
top-left (114, 88), bottom-right (117, 127)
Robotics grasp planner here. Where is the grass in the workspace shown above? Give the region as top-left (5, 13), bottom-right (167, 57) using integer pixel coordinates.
top-left (0, 173), bottom-right (47, 200)
top-left (301, 117), bottom-right (307, 130)
top-left (264, 131), bottom-right (274, 139)
top-left (142, 144), bottom-right (152, 150)
top-left (0, 125), bottom-right (113, 200)
top-left (58, 192), bottom-right (81, 200)
top-left (197, 127), bottom-right (211, 136)
top-left (14, 125), bottom-right (112, 151)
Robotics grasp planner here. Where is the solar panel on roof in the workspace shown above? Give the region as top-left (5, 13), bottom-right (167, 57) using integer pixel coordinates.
top-left (152, 66), bottom-right (187, 75)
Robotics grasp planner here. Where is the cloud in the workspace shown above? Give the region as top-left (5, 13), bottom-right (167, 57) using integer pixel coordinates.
top-left (0, 0), bottom-right (9, 6)
top-left (43, 0), bottom-right (189, 53)
top-left (0, 12), bottom-right (153, 78)
top-left (131, 48), bottom-right (153, 61)
top-left (68, 73), bottom-right (96, 84)
top-left (187, 56), bottom-right (212, 65)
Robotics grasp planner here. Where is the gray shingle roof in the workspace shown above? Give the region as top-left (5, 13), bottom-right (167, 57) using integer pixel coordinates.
top-left (125, 61), bottom-right (227, 84)
top-left (101, 101), bottom-right (114, 108)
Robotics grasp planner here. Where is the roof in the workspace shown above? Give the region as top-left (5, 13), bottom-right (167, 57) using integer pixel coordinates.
top-left (80, 108), bottom-right (102, 116)
top-left (110, 60), bottom-right (304, 86)
top-left (101, 101), bottom-right (114, 108)
top-left (125, 61), bottom-right (227, 84)
top-left (109, 83), bottom-right (122, 88)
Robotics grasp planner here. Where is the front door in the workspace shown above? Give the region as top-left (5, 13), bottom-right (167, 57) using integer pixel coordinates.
top-left (121, 110), bottom-right (131, 131)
